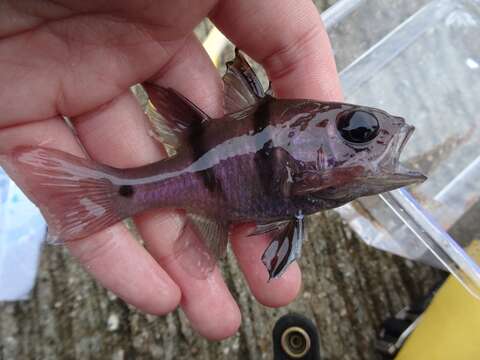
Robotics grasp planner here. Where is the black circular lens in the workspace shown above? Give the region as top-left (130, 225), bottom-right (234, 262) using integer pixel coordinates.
top-left (337, 110), bottom-right (379, 144)
top-left (281, 327), bottom-right (311, 358)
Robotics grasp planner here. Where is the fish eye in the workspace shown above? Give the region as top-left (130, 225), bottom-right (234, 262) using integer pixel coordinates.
top-left (337, 110), bottom-right (379, 144)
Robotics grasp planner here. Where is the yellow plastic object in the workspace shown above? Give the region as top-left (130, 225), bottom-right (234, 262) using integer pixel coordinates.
top-left (396, 240), bottom-right (480, 360)
top-left (202, 26), bottom-right (229, 67)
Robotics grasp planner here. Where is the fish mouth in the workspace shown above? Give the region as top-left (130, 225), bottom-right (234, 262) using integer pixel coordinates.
top-left (378, 124), bottom-right (427, 186)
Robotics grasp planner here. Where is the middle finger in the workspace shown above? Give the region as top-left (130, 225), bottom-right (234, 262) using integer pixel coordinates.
top-left (72, 35), bottom-right (241, 340)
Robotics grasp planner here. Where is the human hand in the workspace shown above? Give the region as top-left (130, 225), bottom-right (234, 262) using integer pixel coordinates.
top-left (0, 0), bottom-right (341, 340)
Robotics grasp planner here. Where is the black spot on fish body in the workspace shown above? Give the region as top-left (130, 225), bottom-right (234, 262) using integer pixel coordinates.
top-left (118, 185), bottom-right (135, 197)
top-left (316, 119), bottom-right (328, 128)
top-left (290, 114), bottom-right (313, 131)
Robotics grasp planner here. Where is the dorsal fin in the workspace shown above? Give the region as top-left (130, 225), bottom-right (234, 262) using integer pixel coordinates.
top-left (143, 83), bottom-right (209, 149)
top-left (222, 48), bottom-right (265, 113)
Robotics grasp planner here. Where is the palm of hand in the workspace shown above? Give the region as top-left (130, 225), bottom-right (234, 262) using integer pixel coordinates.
top-left (0, 0), bottom-right (341, 340)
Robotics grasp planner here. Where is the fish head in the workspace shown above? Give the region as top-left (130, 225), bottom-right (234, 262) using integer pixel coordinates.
top-left (332, 106), bottom-right (426, 193)
top-left (283, 102), bottom-right (426, 202)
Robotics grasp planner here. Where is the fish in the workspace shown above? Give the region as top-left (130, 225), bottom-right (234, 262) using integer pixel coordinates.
top-left (0, 50), bottom-right (426, 279)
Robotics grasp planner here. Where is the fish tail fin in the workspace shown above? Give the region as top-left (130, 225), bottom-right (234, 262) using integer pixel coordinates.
top-left (1, 146), bottom-right (127, 243)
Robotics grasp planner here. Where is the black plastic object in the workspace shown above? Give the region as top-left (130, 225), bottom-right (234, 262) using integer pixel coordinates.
top-left (375, 277), bottom-right (447, 359)
top-left (272, 313), bottom-right (321, 360)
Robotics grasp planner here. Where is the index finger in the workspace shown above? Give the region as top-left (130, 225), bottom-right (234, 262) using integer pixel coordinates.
top-left (210, 0), bottom-right (342, 101)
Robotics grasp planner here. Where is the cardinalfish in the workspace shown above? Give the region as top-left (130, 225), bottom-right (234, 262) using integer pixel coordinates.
top-left (0, 50), bottom-right (426, 279)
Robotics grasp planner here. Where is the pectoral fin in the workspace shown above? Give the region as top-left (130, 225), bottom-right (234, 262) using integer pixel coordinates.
top-left (249, 220), bottom-right (290, 237)
top-left (222, 48), bottom-right (265, 113)
top-left (254, 144), bottom-right (297, 198)
top-left (174, 213), bottom-right (229, 279)
top-left (261, 212), bottom-right (305, 280)
top-left (292, 166), bottom-right (364, 196)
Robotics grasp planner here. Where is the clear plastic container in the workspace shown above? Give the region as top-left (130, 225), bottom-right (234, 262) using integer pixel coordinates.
top-left (323, 0), bottom-right (480, 298)
top-left (0, 167), bottom-right (46, 300)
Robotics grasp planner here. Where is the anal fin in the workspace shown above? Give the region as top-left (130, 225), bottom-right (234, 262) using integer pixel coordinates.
top-left (174, 212), bottom-right (229, 279)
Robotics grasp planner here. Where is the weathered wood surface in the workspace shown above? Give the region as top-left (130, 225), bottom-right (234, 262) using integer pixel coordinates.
top-left (0, 211), bottom-right (442, 360)
top-left (0, 1), bottom-right (444, 359)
